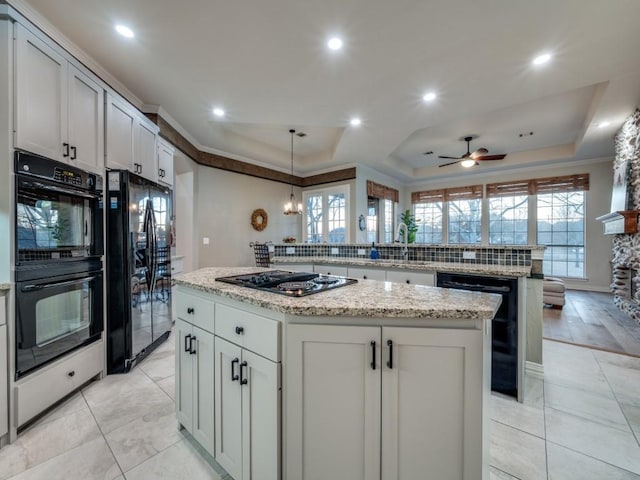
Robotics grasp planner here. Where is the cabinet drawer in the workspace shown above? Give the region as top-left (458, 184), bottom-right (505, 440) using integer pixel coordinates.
top-left (347, 267), bottom-right (386, 281)
top-left (215, 304), bottom-right (281, 361)
top-left (16, 340), bottom-right (103, 426)
top-left (385, 270), bottom-right (435, 286)
top-left (314, 265), bottom-right (348, 277)
top-left (174, 290), bottom-right (215, 334)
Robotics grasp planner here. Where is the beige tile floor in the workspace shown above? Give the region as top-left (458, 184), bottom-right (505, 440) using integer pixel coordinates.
top-left (1, 333), bottom-right (640, 479)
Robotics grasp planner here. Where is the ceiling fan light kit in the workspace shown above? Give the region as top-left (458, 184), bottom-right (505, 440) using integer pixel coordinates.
top-left (438, 135), bottom-right (506, 168)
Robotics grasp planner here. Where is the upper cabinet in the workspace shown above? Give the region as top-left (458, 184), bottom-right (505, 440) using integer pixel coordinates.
top-left (106, 92), bottom-right (160, 183)
top-left (157, 137), bottom-right (174, 187)
top-left (14, 23), bottom-right (104, 173)
top-left (105, 93), bottom-right (136, 171)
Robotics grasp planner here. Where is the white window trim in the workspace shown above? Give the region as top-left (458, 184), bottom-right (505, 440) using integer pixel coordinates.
top-left (303, 184), bottom-right (350, 243)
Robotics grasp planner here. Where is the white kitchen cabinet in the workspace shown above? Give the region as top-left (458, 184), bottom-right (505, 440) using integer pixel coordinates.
top-left (347, 266), bottom-right (386, 281)
top-left (136, 117), bottom-right (159, 182)
top-left (157, 137), bottom-right (175, 187)
top-left (106, 93), bottom-right (136, 171)
top-left (384, 269), bottom-right (435, 286)
top-left (287, 323), bottom-right (487, 480)
top-left (175, 318), bottom-right (215, 456)
top-left (313, 264), bottom-right (348, 277)
top-left (67, 64), bottom-right (104, 171)
top-left (215, 336), bottom-right (280, 480)
top-left (286, 324), bottom-right (381, 480)
top-left (381, 326), bottom-right (485, 480)
top-left (14, 24), bottom-right (104, 172)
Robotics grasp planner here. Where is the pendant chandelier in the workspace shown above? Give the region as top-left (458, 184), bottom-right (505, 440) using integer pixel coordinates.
top-left (284, 128), bottom-right (302, 215)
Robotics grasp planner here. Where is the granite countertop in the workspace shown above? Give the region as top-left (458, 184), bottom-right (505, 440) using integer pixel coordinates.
top-left (0, 283), bottom-right (10, 292)
top-left (271, 256), bottom-right (531, 277)
top-left (173, 267), bottom-right (502, 320)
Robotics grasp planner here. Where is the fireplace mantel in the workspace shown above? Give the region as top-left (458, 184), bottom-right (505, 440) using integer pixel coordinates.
top-left (596, 210), bottom-right (639, 235)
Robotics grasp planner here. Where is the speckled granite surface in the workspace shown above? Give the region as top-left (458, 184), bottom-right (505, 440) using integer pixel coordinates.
top-left (272, 256), bottom-right (531, 276)
top-left (0, 283), bottom-right (10, 292)
top-left (173, 267), bottom-right (502, 320)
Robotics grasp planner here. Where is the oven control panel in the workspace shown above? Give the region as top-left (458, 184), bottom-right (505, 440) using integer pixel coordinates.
top-left (54, 167), bottom-right (83, 186)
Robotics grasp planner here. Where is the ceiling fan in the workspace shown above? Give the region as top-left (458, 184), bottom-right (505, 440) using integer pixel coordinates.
top-left (438, 136), bottom-right (506, 168)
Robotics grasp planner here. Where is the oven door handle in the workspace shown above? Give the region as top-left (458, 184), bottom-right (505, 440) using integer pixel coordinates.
top-left (28, 181), bottom-right (99, 200)
top-left (21, 276), bottom-right (96, 292)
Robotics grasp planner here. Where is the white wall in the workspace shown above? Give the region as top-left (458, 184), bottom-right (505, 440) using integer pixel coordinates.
top-left (196, 166), bottom-right (301, 267)
top-left (404, 159), bottom-right (614, 291)
top-left (173, 151), bottom-right (199, 273)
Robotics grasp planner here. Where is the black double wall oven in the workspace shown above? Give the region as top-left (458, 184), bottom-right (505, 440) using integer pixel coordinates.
top-left (14, 151), bottom-right (104, 380)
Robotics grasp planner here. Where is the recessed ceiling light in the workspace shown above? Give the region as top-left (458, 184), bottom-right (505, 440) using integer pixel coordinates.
top-left (115, 24), bottom-right (135, 39)
top-left (213, 108), bottom-right (225, 117)
top-left (532, 53), bottom-right (551, 66)
top-left (422, 92), bottom-right (437, 102)
top-left (598, 121), bottom-right (610, 128)
top-left (327, 37), bottom-right (343, 51)
top-left (350, 117), bottom-right (361, 126)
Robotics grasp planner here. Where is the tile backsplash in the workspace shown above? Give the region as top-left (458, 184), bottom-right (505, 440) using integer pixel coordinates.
top-left (273, 243), bottom-right (534, 267)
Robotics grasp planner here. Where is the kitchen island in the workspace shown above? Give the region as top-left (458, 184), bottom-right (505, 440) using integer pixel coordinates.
top-left (173, 267), bottom-right (501, 480)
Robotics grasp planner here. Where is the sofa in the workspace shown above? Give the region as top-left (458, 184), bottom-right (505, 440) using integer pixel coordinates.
top-left (543, 276), bottom-right (566, 309)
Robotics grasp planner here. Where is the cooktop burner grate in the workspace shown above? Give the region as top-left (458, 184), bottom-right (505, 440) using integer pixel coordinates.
top-left (215, 270), bottom-right (358, 297)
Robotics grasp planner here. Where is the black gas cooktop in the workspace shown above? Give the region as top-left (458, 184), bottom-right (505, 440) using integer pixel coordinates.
top-left (215, 270), bottom-right (358, 297)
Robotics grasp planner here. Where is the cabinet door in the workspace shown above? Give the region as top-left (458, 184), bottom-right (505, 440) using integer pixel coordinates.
top-left (0, 324), bottom-right (7, 438)
top-left (381, 327), bottom-right (485, 480)
top-left (68, 64), bottom-right (104, 172)
top-left (215, 337), bottom-right (243, 480)
top-left (385, 270), bottom-right (435, 286)
top-left (136, 119), bottom-right (158, 181)
top-left (157, 138), bottom-right (174, 187)
top-left (15, 23), bottom-right (67, 161)
top-left (192, 326), bottom-right (215, 456)
top-left (242, 350), bottom-right (280, 480)
top-left (105, 94), bottom-right (135, 170)
top-left (287, 324), bottom-right (381, 480)
top-left (175, 319), bottom-right (193, 432)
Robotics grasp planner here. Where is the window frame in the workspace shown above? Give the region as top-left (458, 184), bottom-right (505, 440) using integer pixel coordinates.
top-left (302, 184), bottom-right (350, 244)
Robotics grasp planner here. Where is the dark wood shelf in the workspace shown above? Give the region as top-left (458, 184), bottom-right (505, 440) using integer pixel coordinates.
top-left (596, 210), bottom-right (639, 235)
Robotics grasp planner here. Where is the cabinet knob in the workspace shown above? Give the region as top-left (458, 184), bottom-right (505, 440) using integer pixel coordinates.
top-left (406, 279), bottom-right (411, 284)
top-left (363, 275), bottom-right (367, 279)
top-left (67, 370), bottom-right (75, 377)
top-left (187, 307), bottom-right (194, 314)
top-left (235, 326), bottom-right (244, 335)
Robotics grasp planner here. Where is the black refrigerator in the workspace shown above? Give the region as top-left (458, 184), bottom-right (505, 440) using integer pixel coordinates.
top-left (106, 170), bottom-right (173, 373)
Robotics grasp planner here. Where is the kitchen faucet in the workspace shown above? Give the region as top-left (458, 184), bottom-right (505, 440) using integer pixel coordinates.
top-left (395, 222), bottom-right (409, 261)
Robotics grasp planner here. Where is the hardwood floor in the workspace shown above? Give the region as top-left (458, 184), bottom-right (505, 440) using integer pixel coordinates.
top-left (543, 290), bottom-right (640, 357)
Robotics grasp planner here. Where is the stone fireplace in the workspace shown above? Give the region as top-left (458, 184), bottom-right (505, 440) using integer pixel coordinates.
top-left (610, 108), bottom-right (640, 323)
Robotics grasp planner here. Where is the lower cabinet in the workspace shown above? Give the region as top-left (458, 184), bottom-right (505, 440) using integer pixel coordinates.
top-left (176, 318), bottom-right (215, 456)
top-left (286, 323), bottom-right (486, 480)
top-left (347, 267), bottom-right (386, 281)
top-left (215, 337), bottom-right (280, 480)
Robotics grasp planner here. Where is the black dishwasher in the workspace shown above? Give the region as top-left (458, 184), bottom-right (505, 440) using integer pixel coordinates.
top-left (437, 272), bottom-right (518, 398)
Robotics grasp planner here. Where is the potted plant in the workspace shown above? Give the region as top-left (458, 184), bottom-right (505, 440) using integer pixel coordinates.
top-left (400, 209), bottom-right (418, 243)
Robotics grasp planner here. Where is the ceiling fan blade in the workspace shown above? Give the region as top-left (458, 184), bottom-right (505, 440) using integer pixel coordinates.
top-left (470, 147), bottom-right (488, 158)
top-left (438, 160), bottom-right (460, 168)
top-left (438, 155), bottom-right (462, 160)
top-left (476, 154), bottom-right (506, 161)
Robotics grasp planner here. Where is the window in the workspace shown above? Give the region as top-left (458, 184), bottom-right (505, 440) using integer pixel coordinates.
top-left (414, 202), bottom-right (442, 244)
top-left (383, 199), bottom-right (394, 243)
top-left (446, 186), bottom-right (483, 244)
top-left (303, 185), bottom-right (349, 243)
top-left (537, 191), bottom-right (585, 277)
top-left (366, 197), bottom-right (378, 243)
top-left (488, 195), bottom-right (528, 244)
